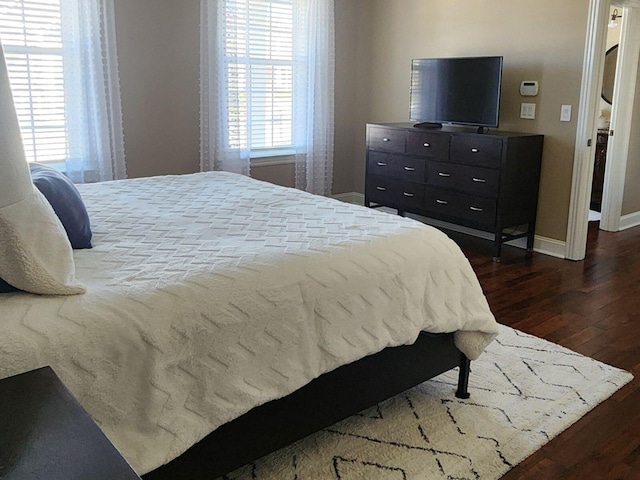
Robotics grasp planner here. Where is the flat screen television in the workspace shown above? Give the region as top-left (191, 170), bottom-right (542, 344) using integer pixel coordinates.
top-left (409, 56), bottom-right (503, 130)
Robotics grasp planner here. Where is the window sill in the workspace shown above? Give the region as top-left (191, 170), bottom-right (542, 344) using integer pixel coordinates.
top-left (251, 147), bottom-right (296, 158)
top-left (251, 150), bottom-right (295, 167)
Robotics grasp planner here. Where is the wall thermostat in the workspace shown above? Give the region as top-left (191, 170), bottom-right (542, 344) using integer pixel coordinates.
top-left (520, 81), bottom-right (539, 97)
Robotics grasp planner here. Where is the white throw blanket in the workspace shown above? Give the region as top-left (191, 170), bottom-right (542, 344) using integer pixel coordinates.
top-left (0, 38), bottom-right (83, 295)
top-left (0, 172), bottom-right (498, 474)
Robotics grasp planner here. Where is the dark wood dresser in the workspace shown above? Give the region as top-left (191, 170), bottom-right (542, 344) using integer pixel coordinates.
top-left (365, 123), bottom-right (544, 260)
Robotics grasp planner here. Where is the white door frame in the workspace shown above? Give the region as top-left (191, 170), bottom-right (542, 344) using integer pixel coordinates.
top-left (566, 0), bottom-right (640, 260)
top-left (600, 6), bottom-right (640, 231)
top-left (565, 0), bottom-right (610, 261)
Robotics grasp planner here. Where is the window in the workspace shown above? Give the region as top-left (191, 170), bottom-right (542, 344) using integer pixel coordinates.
top-left (0, 0), bottom-right (125, 182)
top-left (201, 0), bottom-right (333, 194)
top-left (0, 0), bottom-right (68, 163)
top-left (224, 0), bottom-right (294, 155)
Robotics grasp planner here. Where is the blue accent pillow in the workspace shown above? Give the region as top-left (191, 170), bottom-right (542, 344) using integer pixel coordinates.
top-left (0, 277), bottom-right (17, 293)
top-left (29, 163), bottom-right (93, 249)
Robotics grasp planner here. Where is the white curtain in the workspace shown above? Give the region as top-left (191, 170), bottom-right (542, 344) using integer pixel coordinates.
top-left (200, 0), bottom-right (335, 195)
top-left (292, 0), bottom-right (334, 196)
top-left (62, 0), bottom-right (126, 183)
top-left (200, 0), bottom-right (250, 176)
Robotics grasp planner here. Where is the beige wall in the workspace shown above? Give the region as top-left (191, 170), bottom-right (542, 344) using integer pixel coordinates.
top-left (362, 0), bottom-right (589, 242)
top-left (114, 0), bottom-right (200, 179)
top-left (622, 52), bottom-right (640, 216)
top-left (113, 0), bottom-right (595, 242)
top-left (332, 0), bottom-right (372, 194)
top-left (114, 0), bottom-right (366, 192)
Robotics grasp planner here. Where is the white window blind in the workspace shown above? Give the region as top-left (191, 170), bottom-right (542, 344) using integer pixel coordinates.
top-left (0, 0), bottom-right (68, 163)
top-left (224, 0), bottom-right (294, 152)
top-left (201, 0), bottom-right (333, 191)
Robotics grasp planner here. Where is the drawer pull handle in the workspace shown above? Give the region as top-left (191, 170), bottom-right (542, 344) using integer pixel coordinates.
top-left (470, 206), bottom-right (484, 212)
top-left (423, 142), bottom-right (430, 147)
top-left (404, 166), bottom-right (416, 171)
top-left (472, 177), bottom-right (486, 183)
top-left (376, 186), bottom-right (386, 191)
top-left (403, 192), bottom-right (415, 197)
top-left (383, 138), bottom-right (390, 142)
top-left (377, 162), bottom-right (387, 166)
top-left (471, 148), bottom-right (479, 153)
top-left (438, 172), bottom-right (451, 177)
top-left (436, 199), bottom-right (448, 205)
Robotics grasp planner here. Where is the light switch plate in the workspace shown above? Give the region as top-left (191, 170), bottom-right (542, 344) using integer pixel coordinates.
top-left (561, 104), bottom-right (572, 122)
top-left (520, 103), bottom-right (536, 120)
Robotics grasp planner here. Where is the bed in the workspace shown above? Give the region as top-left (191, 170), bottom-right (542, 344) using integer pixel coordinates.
top-left (0, 171), bottom-right (498, 478)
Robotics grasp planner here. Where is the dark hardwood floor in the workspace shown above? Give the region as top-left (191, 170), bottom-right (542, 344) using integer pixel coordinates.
top-left (446, 222), bottom-right (640, 480)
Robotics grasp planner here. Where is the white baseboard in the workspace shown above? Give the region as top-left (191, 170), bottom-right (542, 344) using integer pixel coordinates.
top-left (333, 191), bottom-right (566, 259)
top-left (532, 236), bottom-right (566, 259)
top-left (619, 211), bottom-right (640, 230)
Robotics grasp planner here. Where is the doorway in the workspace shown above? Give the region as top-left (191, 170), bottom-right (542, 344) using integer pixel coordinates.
top-left (566, 0), bottom-right (640, 261)
top-left (588, 16), bottom-right (621, 226)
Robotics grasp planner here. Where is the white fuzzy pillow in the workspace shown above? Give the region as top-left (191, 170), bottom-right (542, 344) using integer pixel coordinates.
top-left (0, 41), bottom-right (85, 295)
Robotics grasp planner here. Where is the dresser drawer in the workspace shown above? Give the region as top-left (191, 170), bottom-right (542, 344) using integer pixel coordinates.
top-left (368, 126), bottom-right (405, 153)
top-left (450, 135), bottom-right (503, 168)
top-left (426, 161), bottom-right (500, 197)
top-left (368, 151), bottom-right (426, 183)
top-left (406, 131), bottom-right (450, 160)
top-left (424, 187), bottom-right (496, 226)
top-left (366, 176), bottom-right (424, 211)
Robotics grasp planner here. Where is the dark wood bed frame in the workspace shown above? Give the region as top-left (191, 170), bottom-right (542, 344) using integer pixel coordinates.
top-left (143, 331), bottom-right (470, 480)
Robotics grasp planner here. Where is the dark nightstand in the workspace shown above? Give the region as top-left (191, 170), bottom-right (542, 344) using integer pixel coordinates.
top-left (0, 366), bottom-right (141, 480)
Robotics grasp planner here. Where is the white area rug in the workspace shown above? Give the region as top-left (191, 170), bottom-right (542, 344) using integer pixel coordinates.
top-left (220, 325), bottom-right (633, 480)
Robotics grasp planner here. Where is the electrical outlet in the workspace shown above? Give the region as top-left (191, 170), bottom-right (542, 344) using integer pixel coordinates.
top-left (560, 104), bottom-right (572, 122)
top-left (520, 103), bottom-right (536, 120)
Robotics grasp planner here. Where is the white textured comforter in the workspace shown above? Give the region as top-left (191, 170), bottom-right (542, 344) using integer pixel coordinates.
top-left (0, 172), bottom-right (498, 474)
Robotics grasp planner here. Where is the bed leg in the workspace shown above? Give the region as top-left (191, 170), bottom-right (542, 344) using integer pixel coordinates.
top-left (455, 354), bottom-right (471, 399)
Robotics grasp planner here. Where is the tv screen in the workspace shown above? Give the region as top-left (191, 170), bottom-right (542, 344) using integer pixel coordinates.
top-left (410, 56), bottom-right (503, 128)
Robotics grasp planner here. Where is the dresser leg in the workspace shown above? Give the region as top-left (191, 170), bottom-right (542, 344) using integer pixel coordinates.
top-left (493, 231), bottom-right (502, 262)
top-left (526, 224), bottom-right (535, 253)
